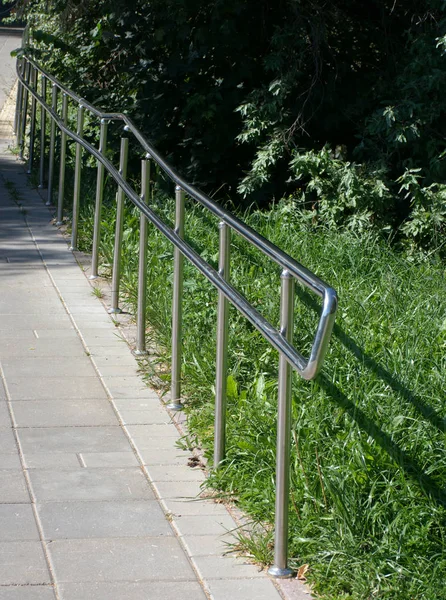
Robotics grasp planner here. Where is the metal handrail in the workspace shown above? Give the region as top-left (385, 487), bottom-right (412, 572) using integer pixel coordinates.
top-left (15, 53), bottom-right (338, 578)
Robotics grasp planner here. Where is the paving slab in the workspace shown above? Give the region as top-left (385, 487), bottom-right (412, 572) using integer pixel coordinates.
top-left (47, 537), bottom-right (196, 582)
top-left (57, 581), bottom-right (207, 600)
top-left (37, 500), bottom-right (172, 539)
top-left (0, 337), bottom-right (86, 358)
top-left (28, 468), bottom-right (155, 502)
top-left (0, 427), bottom-right (17, 453)
top-left (0, 454), bottom-right (22, 469)
top-left (0, 469), bottom-right (30, 503)
top-left (207, 578), bottom-right (284, 600)
top-left (2, 357), bottom-right (97, 378)
top-left (8, 376), bottom-right (107, 400)
top-left (0, 587), bottom-right (56, 600)
top-left (78, 451), bottom-right (140, 468)
top-left (0, 542), bottom-right (51, 585)
top-left (17, 427), bottom-right (129, 454)
top-left (0, 504), bottom-right (40, 541)
top-left (0, 402), bottom-right (11, 425)
top-left (12, 399), bottom-right (118, 427)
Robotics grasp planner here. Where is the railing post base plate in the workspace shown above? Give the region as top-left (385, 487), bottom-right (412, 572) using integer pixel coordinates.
top-left (267, 565), bottom-right (295, 579)
top-left (166, 400), bottom-right (184, 411)
top-left (133, 349), bottom-right (148, 357)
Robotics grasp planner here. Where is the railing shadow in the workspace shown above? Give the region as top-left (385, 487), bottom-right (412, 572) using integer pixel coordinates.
top-left (317, 372), bottom-right (446, 506)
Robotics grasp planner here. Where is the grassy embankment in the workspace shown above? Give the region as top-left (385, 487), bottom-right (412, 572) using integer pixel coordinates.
top-left (65, 168), bottom-right (446, 600)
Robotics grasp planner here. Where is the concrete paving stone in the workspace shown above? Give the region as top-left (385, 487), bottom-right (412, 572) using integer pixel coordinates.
top-left (0, 267), bottom-right (47, 277)
top-left (0, 586), bottom-right (56, 600)
top-left (172, 514), bottom-right (237, 537)
top-left (51, 272), bottom-right (89, 281)
top-left (50, 283), bottom-right (90, 292)
top-left (17, 427), bottom-right (129, 454)
top-left (152, 480), bottom-right (205, 500)
top-left (0, 454), bottom-right (22, 469)
top-left (127, 434), bottom-right (181, 453)
top-left (31, 330), bottom-right (78, 340)
top-left (0, 315), bottom-right (71, 330)
top-left (60, 292), bottom-right (102, 302)
top-left (66, 305), bottom-right (109, 315)
top-left (0, 470), bottom-right (31, 502)
top-left (0, 428), bottom-right (16, 454)
top-left (87, 354), bottom-right (138, 368)
top-left (0, 297), bottom-right (64, 314)
top-left (37, 500), bottom-right (172, 539)
top-left (112, 398), bottom-right (163, 411)
top-left (57, 581), bottom-right (207, 600)
top-left (277, 578), bottom-right (315, 600)
top-left (79, 452), bottom-right (140, 468)
top-left (206, 578), bottom-right (283, 600)
top-left (12, 400), bottom-right (118, 428)
top-left (118, 408), bottom-right (171, 426)
top-left (96, 365), bottom-right (141, 377)
top-left (0, 338), bottom-right (86, 358)
top-left (108, 387), bottom-right (157, 400)
top-left (181, 534), bottom-right (235, 557)
top-left (0, 504), bottom-right (40, 541)
top-left (102, 376), bottom-right (148, 389)
top-left (148, 464), bottom-right (206, 483)
top-left (2, 357), bottom-right (97, 378)
top-left (0, 542), bottom-right (51, 585)
top-left (139, 448), bottom-right (192, 466)
top-left (71, 318), bottom-right (116, 330)
top-left (163, 498), bottom-right (231, 517)
top-left (194, 554), bottom-right (265, 580)
top-left (87, 345), bottom-right (131, 357)
top-left (23, 453), bottom-right (82, 469)
top-left (0, 403), bottom-right (11, 426)
top-left (126, 424), bottom-right (180, 439)
top-left (8, 376), bottom-right (107, 400)
top-left (28, 468), bottom-right (154, 502)
top-left (48, 537), bottom-right (196, 583)
top-left (76, 328), bottom-right (125, 341)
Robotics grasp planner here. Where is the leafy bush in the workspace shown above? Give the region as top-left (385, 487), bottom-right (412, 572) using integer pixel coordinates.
top-left (14, 0), bottom-right (446, 255)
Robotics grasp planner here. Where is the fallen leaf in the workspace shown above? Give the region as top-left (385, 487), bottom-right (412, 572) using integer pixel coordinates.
top-left (297, 563), bottom-right (309, 580)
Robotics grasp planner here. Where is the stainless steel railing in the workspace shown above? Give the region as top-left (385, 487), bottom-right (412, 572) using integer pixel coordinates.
top-left (15, 53), bottom-right (338, 578)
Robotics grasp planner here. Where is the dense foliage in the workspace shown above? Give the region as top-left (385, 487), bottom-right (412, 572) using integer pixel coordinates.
top-left (12, 0), bottom-right (446, 254)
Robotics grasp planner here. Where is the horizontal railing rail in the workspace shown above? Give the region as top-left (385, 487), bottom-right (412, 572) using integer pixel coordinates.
top-left (15, 51), bottom-right (338, 578)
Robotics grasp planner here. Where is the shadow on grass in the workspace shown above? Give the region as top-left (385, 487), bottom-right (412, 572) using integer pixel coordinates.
top-left (317, 372), bottom-right (446, 507)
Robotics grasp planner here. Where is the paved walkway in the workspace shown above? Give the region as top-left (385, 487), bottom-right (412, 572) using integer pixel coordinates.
top-left (0, 32), bottom-right (310, 600)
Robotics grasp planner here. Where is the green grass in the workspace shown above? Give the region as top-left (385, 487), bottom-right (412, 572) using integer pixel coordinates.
top-left (65, 166), bottom-right (446, 599)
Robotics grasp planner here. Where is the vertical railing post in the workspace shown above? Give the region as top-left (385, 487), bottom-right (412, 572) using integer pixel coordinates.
top-left (134, 157), bottom-right (151, 355)
top-left (268, 270), bottom-right (295, 579)
top-left (214, 221), bottom-right (231, 466)
top-left (46, 84), bottom-right (58, 206)
top-left (109, 135), bottom-right (129, 314)
top-left (56, 94), bottom-right (68, 226)
top-left (27, 66), bottom-right (37, 175)
top-left (19, 60), bottom-right (30, 159)
top-left (38, 75), bottom-right (47, 188)
top-left (167, 185), bottom-right (185, 411)
top-left (14, 60), bottom-right (24, 138)
top-left (70, 104), bottom-right (85, 251)
top-left (90, 119), bottom-right (108, 279)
